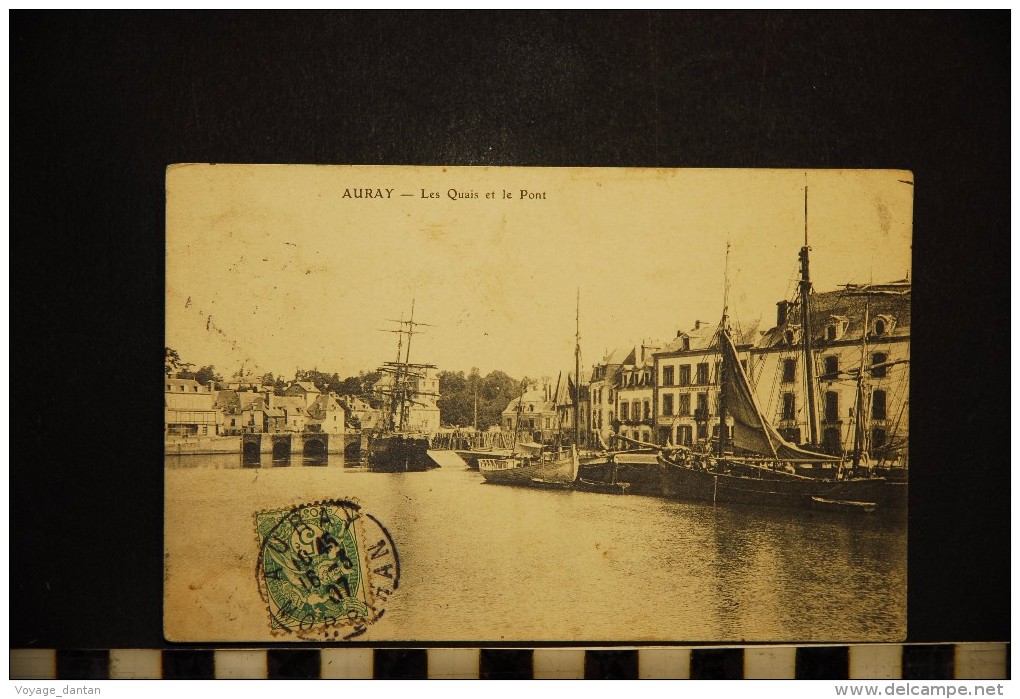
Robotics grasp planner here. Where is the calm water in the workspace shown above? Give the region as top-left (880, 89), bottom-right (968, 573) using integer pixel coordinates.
top-left (165, 452), bottom-right (906, 642)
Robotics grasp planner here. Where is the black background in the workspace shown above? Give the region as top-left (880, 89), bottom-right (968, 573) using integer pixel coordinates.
top-left (11, 11), bottom-right (1009, 648)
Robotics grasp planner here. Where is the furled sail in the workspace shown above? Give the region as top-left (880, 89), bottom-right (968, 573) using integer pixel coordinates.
top-left (719, 328), bottom-right (838, 462)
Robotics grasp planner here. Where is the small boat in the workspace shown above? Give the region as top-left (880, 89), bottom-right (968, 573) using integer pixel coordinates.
top-left (810, 496), bottom-right (877, 514)
top-left (575, 477), bottom-right (630, 495)
top-left (479, 443), bottom-right (579, 488)
top-left (455, 448), bottom-right (513, 470)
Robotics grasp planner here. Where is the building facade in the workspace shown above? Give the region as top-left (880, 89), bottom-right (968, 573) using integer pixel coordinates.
top-left (615, 343), bottom-right (661, 445)
top-left (165, 378), bottom-right (218, 436)
top-left (751, 282), bottom-right (910, 464)
top-left (501, 382), bottom-right (559, 444)
top-left (587, 347), bottom-right (630, 448)
top-left (653, 321), bottom-right (757, 449)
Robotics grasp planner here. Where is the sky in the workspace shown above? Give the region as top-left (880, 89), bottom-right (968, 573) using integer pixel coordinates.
top-left (166, 166), bottom-right (913, 382)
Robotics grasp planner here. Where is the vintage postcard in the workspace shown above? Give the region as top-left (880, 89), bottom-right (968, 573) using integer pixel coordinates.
top-left (165, 165), bottom-right (911, 642)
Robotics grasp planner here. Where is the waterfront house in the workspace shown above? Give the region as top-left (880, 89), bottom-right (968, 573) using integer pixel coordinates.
top-left (653, 320), bottom-right (757, 449)
top-left (587, 347), bottom-right (631, 448)
top-left (616, 342), bottom-right (662, 445)
top-left (501, 382), bottom-right (558, 444)
top-left (306, 393), bottom-right (347, 435)
top-left (750, 280), bottom-right (911, 463)
top-left (339, 395), bottom-right (383, 430)
top-left (165, 378), bottom-right (218, 437)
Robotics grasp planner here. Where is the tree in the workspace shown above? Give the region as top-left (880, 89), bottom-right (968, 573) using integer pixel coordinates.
top-left (437, 370), bottom-right (471, 427)
top-left (165, 347), bottom-right (182, 376)
top-left (194, 365), bottom-right (223, 387)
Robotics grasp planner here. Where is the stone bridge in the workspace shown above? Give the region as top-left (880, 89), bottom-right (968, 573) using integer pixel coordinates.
top-left (240, 431), bottom-right (362, 459)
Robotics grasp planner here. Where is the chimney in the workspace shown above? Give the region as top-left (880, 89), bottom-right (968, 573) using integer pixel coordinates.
top-left (777, 300), bottom-right (790, 326)
top-left (695, 320), bottom-right (701, 330)
top-left (677, 330), bottom-right (683, 338)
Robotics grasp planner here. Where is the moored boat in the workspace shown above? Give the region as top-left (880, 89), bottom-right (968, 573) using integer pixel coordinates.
top-left (810, 496), bottom-right (877, 514)
top-left (479, 443), bottom-right (579, 487)
top-left (455, 448), bottom-right (514, 470)
top-left (366, 432), bottom-right (435, 472)
top-left (575, 477), bottom-right (630, 495)
top-left (367, 300), bottom-right (441, 472)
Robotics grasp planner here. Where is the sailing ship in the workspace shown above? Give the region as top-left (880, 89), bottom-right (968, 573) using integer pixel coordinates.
top-left (479, 292), bottom-right (584, 489)
top-left (660, 192), bottom-right (897, 510)
top-left (366, 300), bottom-right (440, 472)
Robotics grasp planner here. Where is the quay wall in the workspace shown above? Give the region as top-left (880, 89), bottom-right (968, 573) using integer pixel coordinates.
top-left (164, 436), bottom-right (241, 455)
top-left (165, 432), bottom-right (360, 456)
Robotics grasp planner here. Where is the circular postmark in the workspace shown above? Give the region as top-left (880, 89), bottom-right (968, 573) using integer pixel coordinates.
top-left (255, 498), bottom-right (399, 640)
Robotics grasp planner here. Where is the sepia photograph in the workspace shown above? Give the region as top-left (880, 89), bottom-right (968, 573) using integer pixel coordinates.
top-left (164, 165), bottom-right (912, 643)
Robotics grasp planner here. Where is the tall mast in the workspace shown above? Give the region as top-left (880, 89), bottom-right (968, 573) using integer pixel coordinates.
top-left (800, 187), bottom-right (820, 447)
top-left (718, 242), bottom-right (731, 457)
top-left (391, 311), bottom-right (404, 430)
top-left (574, 288), bottom-right (581, 448)
top-left (718, 242), bottom-right (734, 455)
top-left (397, 299), bottom-right (416, 431)
top-left (851, 298), bottom-right (870, 469)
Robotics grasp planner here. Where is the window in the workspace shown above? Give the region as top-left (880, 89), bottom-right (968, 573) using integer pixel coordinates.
top-left (872, 389), bottom-right (887, 420)
top-left (696, 392), bottom-right (709, 417)
top-left (620, 403), bottom-right (629, 420)
top-left (823, 355), bottom-right (839, 379)
top-left (782, 358), bottom-right (797, 383)
top-left (678, 365), bottom-right (691, 386)
top-left (528, 418), bottom-right (536, 430)
top-left (662, 394), bottom-right (674, 416)
top-left (824, 390), bottom-right (839, 422)
top-left (679, 393), bottom-right (691, 416)
top-left (874, 319), bottom-right (886, 336)
top-left (662, 366), bottom-right (674, 386)
top-left (643, 401), bottom-right (651, 420)
top-left (678, 425), bottom-right (693, 446)
top-left (544, 417), bottom-right (551, 429)
top-left (632, 400), bottom-right (641, 420)
top-left (823, 426), bottom-right (842, 455)
top-left (872, 427), bottom-right (887, 449)
top-left (696, 363), bottom-right (709, 385)
top-left (871, 352), bottom-right (887, 378)
top-left (696, 423), bottom-right (708, 439)
top-left (682, 337), bottom-right (691, 351)
top-left (825, 325), bottom-right (837, 341)
top-left (782, 392), bottom-right (796, 420)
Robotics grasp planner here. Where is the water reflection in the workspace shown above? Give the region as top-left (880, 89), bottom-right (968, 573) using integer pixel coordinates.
top-left (165, 452), bottom-right (907, 641)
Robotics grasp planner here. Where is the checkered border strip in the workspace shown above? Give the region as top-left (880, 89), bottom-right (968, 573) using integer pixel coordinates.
top-left (10, 644), bottom-right (1008, 679)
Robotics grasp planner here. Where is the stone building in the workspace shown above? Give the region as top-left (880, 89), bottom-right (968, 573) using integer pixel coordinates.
top-left (751, 281), bottom-right (910, 464)
top-left (653, 321), bottom-right (758, 448)
top-left (615, 343), bottom-right (662, 445)
top-left (501, 382), bottom-right (558, 444)
top-left (587, 347), bottom-right (630, 448)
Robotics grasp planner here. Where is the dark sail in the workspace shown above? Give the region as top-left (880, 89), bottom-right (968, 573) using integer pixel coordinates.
top-left (719, 329), bottom-right (838, 462)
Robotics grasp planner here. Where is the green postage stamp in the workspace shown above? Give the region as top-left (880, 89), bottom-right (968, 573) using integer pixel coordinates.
top-left (255, 499), bottom-right (399, 640)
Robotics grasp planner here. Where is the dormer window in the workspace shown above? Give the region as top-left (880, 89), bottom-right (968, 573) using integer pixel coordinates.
top-left (871, 315), bottom-right (894, 337)
top-left (682, 337), bottom-right (691, 351)
top-left (824, 315), bottom-right (849, 342)
top-left (784, 326), bottom-right (802, 345)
